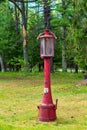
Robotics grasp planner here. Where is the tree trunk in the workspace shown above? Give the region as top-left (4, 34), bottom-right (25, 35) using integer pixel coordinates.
top-left (62, 0), bottom-right (67, 72)
top-left (74, 63), bottom-right (78, 73)
top-left (0, 55), bottom-right (5, 72)
top-left (9, 0), bottom-right (29, 71)
top-left (43, 0), bottom-right (50, 29)
top-left (21, 1), bottom-right (29, 71)
top-left (14, 5), bottom-right (19, 34)
top-left (14, 1), bottom-right (21, 34)
top-left (62, 36), bottom-right (67, 72)
top-left (38, 63), bottom-right (42, 72)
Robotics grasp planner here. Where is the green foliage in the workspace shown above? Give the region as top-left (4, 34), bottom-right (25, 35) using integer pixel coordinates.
top-left (52, 0), bottom-right (87, 70)
top-left (0, 0), bottom-right (87, 71)
top-left (7, 57), bottom-right (24, 71)
top-left (27, 0), bottom-right (87, 71)
top-left (66, 1), bottom-right (87, 70)
top-left (0, 1), bottom-right (22, 71)
top-left (0, 0), bottom-right (6, 2)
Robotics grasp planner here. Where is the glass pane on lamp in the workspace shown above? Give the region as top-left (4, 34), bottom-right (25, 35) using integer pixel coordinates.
top-left (45, 38), bottom-right (54, 56)
top-left (41, 38), bottom-right (45, 56)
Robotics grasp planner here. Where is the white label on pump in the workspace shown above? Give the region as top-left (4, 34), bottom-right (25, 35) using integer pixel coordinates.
top-left (44, 88), bottom-right (49, 93)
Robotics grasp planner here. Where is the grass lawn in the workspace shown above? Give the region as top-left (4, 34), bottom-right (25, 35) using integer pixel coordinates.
top-left (0, 72), bottom-right (87, 130)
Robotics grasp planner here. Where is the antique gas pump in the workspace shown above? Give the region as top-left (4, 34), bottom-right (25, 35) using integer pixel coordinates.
top-left (37, 29), bottom-right (58, 122)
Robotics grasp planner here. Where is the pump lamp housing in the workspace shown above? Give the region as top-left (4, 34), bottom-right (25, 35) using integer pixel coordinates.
top-left (38, 30), bottom-right (56, 58)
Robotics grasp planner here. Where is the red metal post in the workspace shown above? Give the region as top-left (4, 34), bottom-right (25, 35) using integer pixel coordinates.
top-left (38, 57), bottom-right (57, 122)
top-left (42, 57), bottom-right (53, 104)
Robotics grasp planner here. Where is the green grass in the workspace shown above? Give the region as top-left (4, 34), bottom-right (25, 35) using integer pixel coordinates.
top-left (0, 72), bottom-right (87, 130)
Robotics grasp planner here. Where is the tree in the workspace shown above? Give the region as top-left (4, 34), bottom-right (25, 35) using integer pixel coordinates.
top-left (0, 1), bottom-right (22, 71)
top-left (9, 0), bottom-right (29, 71)
top-left (66, 0), bottom-right (87, 71)
top-left (21, 0), bottom-right (29, 71)
top-left (61, 0), bottom-right (67, 72)
top-left (3, 0), bottom-right (87, 72)
top-left (72, 0), bottom-right (87, 71)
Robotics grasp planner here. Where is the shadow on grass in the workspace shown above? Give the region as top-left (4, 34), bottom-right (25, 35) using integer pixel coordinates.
top-left (54, 117), bottom-right (76, 126)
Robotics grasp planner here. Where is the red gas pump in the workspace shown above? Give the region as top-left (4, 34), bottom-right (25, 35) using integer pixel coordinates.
top-left (37, 29), bottom-right (58, 122)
